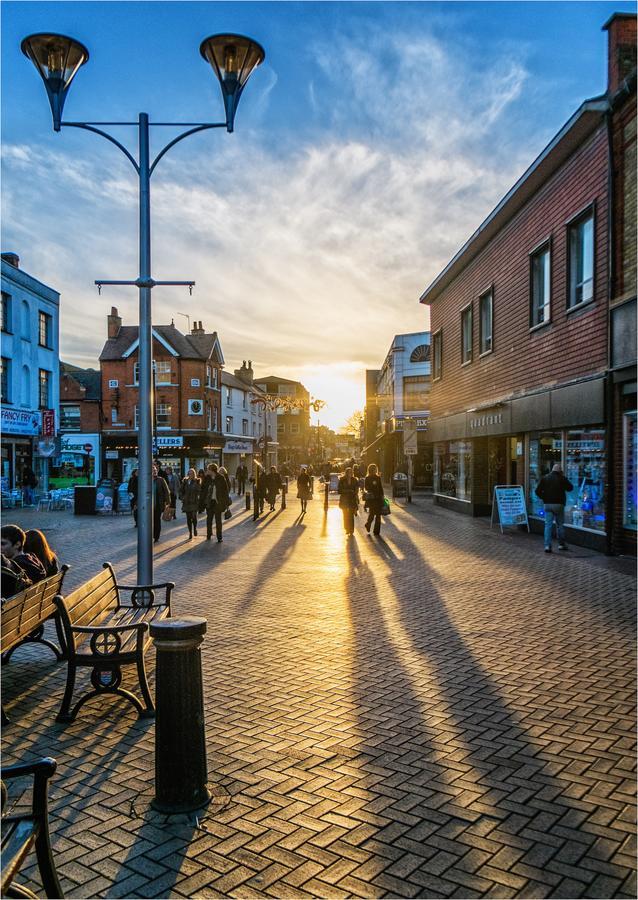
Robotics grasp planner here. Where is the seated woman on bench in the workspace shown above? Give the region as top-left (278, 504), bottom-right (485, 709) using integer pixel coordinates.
top-left (1, 526), bottom-right (46, 586)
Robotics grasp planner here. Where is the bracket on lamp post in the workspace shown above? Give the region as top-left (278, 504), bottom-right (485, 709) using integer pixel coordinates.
top-left (95, 279), bottom-right (196, 295)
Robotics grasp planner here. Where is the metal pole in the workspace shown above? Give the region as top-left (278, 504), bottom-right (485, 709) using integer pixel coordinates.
top-left (407, 455), bottom-right (413, 503)
top-left (137, 112), bottom-right (153, 585)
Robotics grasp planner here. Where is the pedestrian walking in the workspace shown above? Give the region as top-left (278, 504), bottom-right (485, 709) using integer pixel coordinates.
top-left (338, 467), bottom-right (360, 536)
top-left (180, 469), bottom-right (202, 539)
top-left (23, 529), bottom-right (60, 576)
top-left (236, 463), bottom-right (248, 496)
top-left (164, 466), bottom-right (180, 519)
top-left (152, 464), bottom-right (171, 543)
top-left (363, 463), bottom-right (385, 536)
top-left (202, 463), bottom-right (230, 543)
top-left (128, 469), bottom-right (139, 527)
top-left (535, 463), bottom-right (574, 553)
top-left (297, 465), bottom-right (312, 514)
top-left (218, 466), bottom-right (233, 519)
top-left (264, 466), bottom-right (283, 511)
top-left (21, 465), bottom-right (38, 507)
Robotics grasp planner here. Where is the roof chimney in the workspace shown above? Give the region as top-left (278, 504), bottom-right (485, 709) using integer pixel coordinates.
top-left (234, 359), bottom-right (254, 385)
top-left (603, 13), bottom-right (637, 95)
top-left (1, 252), bottom-right (20, 268)
top-left (107, 306), bottom-right (122, 339)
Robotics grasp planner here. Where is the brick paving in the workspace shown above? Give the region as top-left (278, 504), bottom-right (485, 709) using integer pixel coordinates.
top-left (2, 494), bottom-right (636, 899)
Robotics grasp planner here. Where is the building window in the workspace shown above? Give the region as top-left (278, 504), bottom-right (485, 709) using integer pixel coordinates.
top-left (1, 292), bottom-right (11, 333)
top-left (60, 405), bottom-right (81, 431)
top-left (156, 403), bottom-right (171, 429)
top-left (568, 210), bottom-right (594, 308)
top-left (111, 408), bottom-right (118, 424)
top-left (461, 304), bottom-right (473, 364)
top-left (564, 428), bottom-right (606, 532)
top-left (38, 369), bottom-right (51, 408)
top-left (479, 289), bottom-right (493, 355)
top-left (530, 243), bottom-right (551, 327)
top-left (434, 440), bottom-right (472, 501)
top-left (206, 365), bottom-right (212, 387)
top-left (403, 375), bottom-right (429, 411)
top-left (38, 311), bottom-right (53, 348)
top-left (409, 344), bottom-right (430, 363)
top-left (242, 419), bottom-right (248, 436)
top-left (624, 410), bottom-right (637, 530)
top-left (432, 330), bottom-right (442, 380)
top-left (277, 421), bottom-right (285, 435)
top-left (21, 300), bottom-right (30, 339)
top-left (134, 405), bottom-right (139, 429)
top-left (212, 368), bottom-right (218, 387)
top-left (253, 422), bottom-right (257, 436)
top-left (226, 387), bottom-right (232, 406)
top-left (213, 407), bottom-right (218, 432)
top-left (22, 366), bottom-right (30, 406)
top-left (1, 357), bottom-right (9, 403)
top-left (242, 392), bottom-right (247, 409)
top-left (154, 360), bottom-right (172, 384)
top-left (290, 422), bottom-right (300, 435)
top-left (226, 415), bottom-right (233, 433)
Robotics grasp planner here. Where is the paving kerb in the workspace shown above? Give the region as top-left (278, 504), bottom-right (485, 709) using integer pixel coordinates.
top-left (1, 494), bottom-right (636, 899)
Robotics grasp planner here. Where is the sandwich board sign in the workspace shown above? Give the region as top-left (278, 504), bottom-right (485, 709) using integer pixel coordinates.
top-left (491, 485), bottom-right (530, 533)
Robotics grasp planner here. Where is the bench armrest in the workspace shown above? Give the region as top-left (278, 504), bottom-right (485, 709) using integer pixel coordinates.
top-left (115, 582), bottom-right (174, 612)
top-left (70, 622), bottom-right (149, 635)
top-left (1, 757), bottom-right (57, 782)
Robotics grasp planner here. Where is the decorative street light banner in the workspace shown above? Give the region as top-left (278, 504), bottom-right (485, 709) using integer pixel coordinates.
top-left (491, 485), bottom-right (530, 533)
top-left (1, 408), bottom-right (41, 435)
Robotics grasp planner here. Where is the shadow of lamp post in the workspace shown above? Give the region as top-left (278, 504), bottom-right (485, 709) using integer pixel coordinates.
top-left (21, 31), bottom-right (265, 584)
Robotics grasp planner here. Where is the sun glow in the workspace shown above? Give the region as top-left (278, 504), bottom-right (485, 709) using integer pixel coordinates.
top-left (275, 363), bottom-right (366, 432)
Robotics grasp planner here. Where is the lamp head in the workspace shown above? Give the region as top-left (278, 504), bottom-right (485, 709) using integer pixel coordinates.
top-left (199, 33), bottom-right (265, 132)
top-left (21, 33), bottom-right (89, 130)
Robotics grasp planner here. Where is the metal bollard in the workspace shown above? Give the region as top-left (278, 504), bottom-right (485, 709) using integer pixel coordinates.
top-left (252, 484), bottom-right (259, 521)
top-left (245, 490), bottom-right (251, 511)
top-left (324, 482), bottom-right (329, 510)
top-left (281, 481), bottom-right (287, 510)
top-left (150, 616), bottom-right (211, 814)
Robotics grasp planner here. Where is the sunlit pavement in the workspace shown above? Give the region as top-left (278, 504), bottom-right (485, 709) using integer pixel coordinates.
top-left (3, 495), bottom-right (636, 899)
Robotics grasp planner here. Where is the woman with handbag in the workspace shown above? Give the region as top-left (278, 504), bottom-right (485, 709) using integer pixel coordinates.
top-left (338, 467), bottom-right (360, 536)
top-left (180, 468), bottom-right (202, 539)
top-left (363, 463), bottom-right (385, 536)
top-left (296, 465), bottom-right (312, 514)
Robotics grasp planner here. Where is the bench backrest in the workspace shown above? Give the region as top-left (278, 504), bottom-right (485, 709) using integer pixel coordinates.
top-left (55, 566), bottom-right (119, 630)
top-left (1, 567), bottom-right (69, 654)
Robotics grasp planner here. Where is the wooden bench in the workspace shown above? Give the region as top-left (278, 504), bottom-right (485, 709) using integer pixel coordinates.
top-left (1, 756), bottom-right (63, 899)
top-left (1, 567), bottom-right (70, 664)
top-left (53, 562), bottom-right (173, 723)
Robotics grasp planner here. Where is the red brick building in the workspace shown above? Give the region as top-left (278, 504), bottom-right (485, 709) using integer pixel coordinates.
top-left (54, 362), bottom-right (102, 486)
top-left (99, 307), bottom-right (225, 481)
top-left (420, 13), bottom-right (636, 553)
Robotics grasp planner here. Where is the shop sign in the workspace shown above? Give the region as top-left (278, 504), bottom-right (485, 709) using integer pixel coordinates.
top-left (156, 436), bottom-right (183, 447)
top-left (403, 420), bottom-right (418, 454)
top-left (60, 434), bottom-right (99, 454)
top-left (41, 409), bottom-right (56, 437)
top-left (105, 450), bottom-right (119, 459)
top-left (491, 485), bottom-right (530, 533)
top-left (2, 408), bottom-right (41, 436)
top-left (470, 413), bottom-right (503, 429)
top-left (225, 440), bottom-right (252, 453)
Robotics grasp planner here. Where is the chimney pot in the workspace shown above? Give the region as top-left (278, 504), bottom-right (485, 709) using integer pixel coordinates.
top-left (604, 13), bottom-right (637, 95)
top-left (107, 306), bottom-right (122, 339)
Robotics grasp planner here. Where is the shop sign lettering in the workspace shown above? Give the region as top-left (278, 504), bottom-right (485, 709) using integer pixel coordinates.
top-left (1, 407), bottom-right (41, 435)
top-left (469, 413), bottom-right (503, 429)
top-left (155, 436), bottom-right (183, 447)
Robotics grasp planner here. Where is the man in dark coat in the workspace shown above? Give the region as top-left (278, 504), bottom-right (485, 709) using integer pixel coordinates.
top-left (127, 469), bottom-right (139, 527)
top-left (202, 463), bottom-right (230, 543)
top-left (152, 465), bottom-right (171, 543)
top-left (535, 463), bottom-right (573, 553)
top-left (264, 466), bottom-right (283, 511)
top-left (236, 463), bottom-right (248, 496)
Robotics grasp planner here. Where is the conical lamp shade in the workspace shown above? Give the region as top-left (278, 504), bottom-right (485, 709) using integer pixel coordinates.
top-left (21, 33), bottom-right (89, 130)
top-left (200, 33), bottom-right (265, 132)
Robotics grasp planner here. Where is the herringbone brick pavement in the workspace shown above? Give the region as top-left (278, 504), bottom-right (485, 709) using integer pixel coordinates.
top-left (2, 495), bottom-right (636, 899)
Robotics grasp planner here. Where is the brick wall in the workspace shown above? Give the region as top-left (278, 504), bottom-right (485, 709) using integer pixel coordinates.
top-left (429, 126), bottom-right (609, 419)
top-left (60, 373), bottom-right (101, 432)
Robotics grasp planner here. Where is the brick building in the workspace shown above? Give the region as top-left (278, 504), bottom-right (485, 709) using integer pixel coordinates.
top-left (253, 376), bottom-right (310, 467)
top-left (99, 308), bottom-right (225, 481)
top-left (420, 13), bottom-right (636, 553)
top-left (53, 362), bottom-right (102, 486)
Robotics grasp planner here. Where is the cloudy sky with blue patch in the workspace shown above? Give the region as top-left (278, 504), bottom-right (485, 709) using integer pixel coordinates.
top-left (2, 1), bottom-right (632, 427)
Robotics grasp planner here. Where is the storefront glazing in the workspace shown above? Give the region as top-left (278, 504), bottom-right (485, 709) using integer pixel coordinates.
top-left (624, 409), bottom-right (637, 530)
top-left (434, 440), bottom-right (472, 501)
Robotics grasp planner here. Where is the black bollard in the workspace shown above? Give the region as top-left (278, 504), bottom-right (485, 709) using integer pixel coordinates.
top-left (253, 484), bottom-right (259, 521)
top-left (150, 616), bottom-right (211, 814)
top-left (245, 490), bottom-right (251, 511)
top-left (281, 480), bottom-right (287, 510)
top-left (324, 482), bottom-right (329, 510)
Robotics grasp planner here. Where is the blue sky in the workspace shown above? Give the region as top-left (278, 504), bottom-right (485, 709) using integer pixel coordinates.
top-left (2, 1), bottom-right (635, 428)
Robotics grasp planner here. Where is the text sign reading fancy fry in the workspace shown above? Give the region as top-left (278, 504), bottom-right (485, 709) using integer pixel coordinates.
top-left (491, 485), bottom-right (530, 533)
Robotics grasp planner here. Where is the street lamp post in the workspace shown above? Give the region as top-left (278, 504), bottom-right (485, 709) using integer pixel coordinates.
top-left (22, 32), bottom-right (265, 585)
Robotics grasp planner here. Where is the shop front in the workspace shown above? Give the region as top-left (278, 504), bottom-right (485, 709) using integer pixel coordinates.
top-left (50, 433), bottom-right (101, 488)
top-left (101, 432), bottom-right (226, 483)
top-left (429, 376), bottom-right (608, 551)
top-left (223, 438), bottom-right (254, 480)
top-left (1, 407), bottom-right (41, 492)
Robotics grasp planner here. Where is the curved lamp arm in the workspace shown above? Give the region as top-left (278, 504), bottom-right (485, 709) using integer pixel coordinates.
top-left (150, 123), bottom-right (225, 176)
top-left (63, 122), bottom-right (140, 173)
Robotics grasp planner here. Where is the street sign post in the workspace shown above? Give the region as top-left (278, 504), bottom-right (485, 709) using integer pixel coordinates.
top-left (402, 419), bottom-right (417, 503)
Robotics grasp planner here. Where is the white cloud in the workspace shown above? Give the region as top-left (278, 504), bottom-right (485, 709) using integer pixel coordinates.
top-left (2, 21), bottom-right (540, 429)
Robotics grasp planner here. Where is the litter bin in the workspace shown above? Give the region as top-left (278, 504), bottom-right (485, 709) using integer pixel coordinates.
top-left (95, 479), bottom-right (116, 514)
top-left (392, 472), bottom-right (408, 498)
top-left (74, 486), bottom-right (97, 515)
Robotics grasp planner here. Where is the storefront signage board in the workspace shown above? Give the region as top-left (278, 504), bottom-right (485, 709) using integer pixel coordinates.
top-left (225, 440), bottom-right (252, 453)
top-left (1, 408), bottom-right (40, 435)
top-left (491, 485), bottom-right (530, 533)
top-left (156, 436), bottom-right (183, 447)
top-left (405, 447), bottom-right (418, 455)
top-left (41, 409), bottom-right (55, 437)
top-left (403, 420), bottom-right (418, 454)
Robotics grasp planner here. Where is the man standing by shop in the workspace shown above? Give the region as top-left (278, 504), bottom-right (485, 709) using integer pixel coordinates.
top-left (203, 463), bottom-right (230, 543)
top-left (535, 463), bottom-right (573, 553)
top-left (236, 462), bottom-right (248, 496)
top-left (152, 464), bottom-right (171, 543)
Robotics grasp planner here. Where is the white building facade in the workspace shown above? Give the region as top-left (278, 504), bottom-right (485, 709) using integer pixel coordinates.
top-left (221, 362), bottom-right (278, 478)
top-left (1, 252), bottom-right (60, 492)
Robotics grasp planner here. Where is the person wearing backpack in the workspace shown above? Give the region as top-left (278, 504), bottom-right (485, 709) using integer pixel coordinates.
top-left (535, 463), bottom-right (573, 553)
